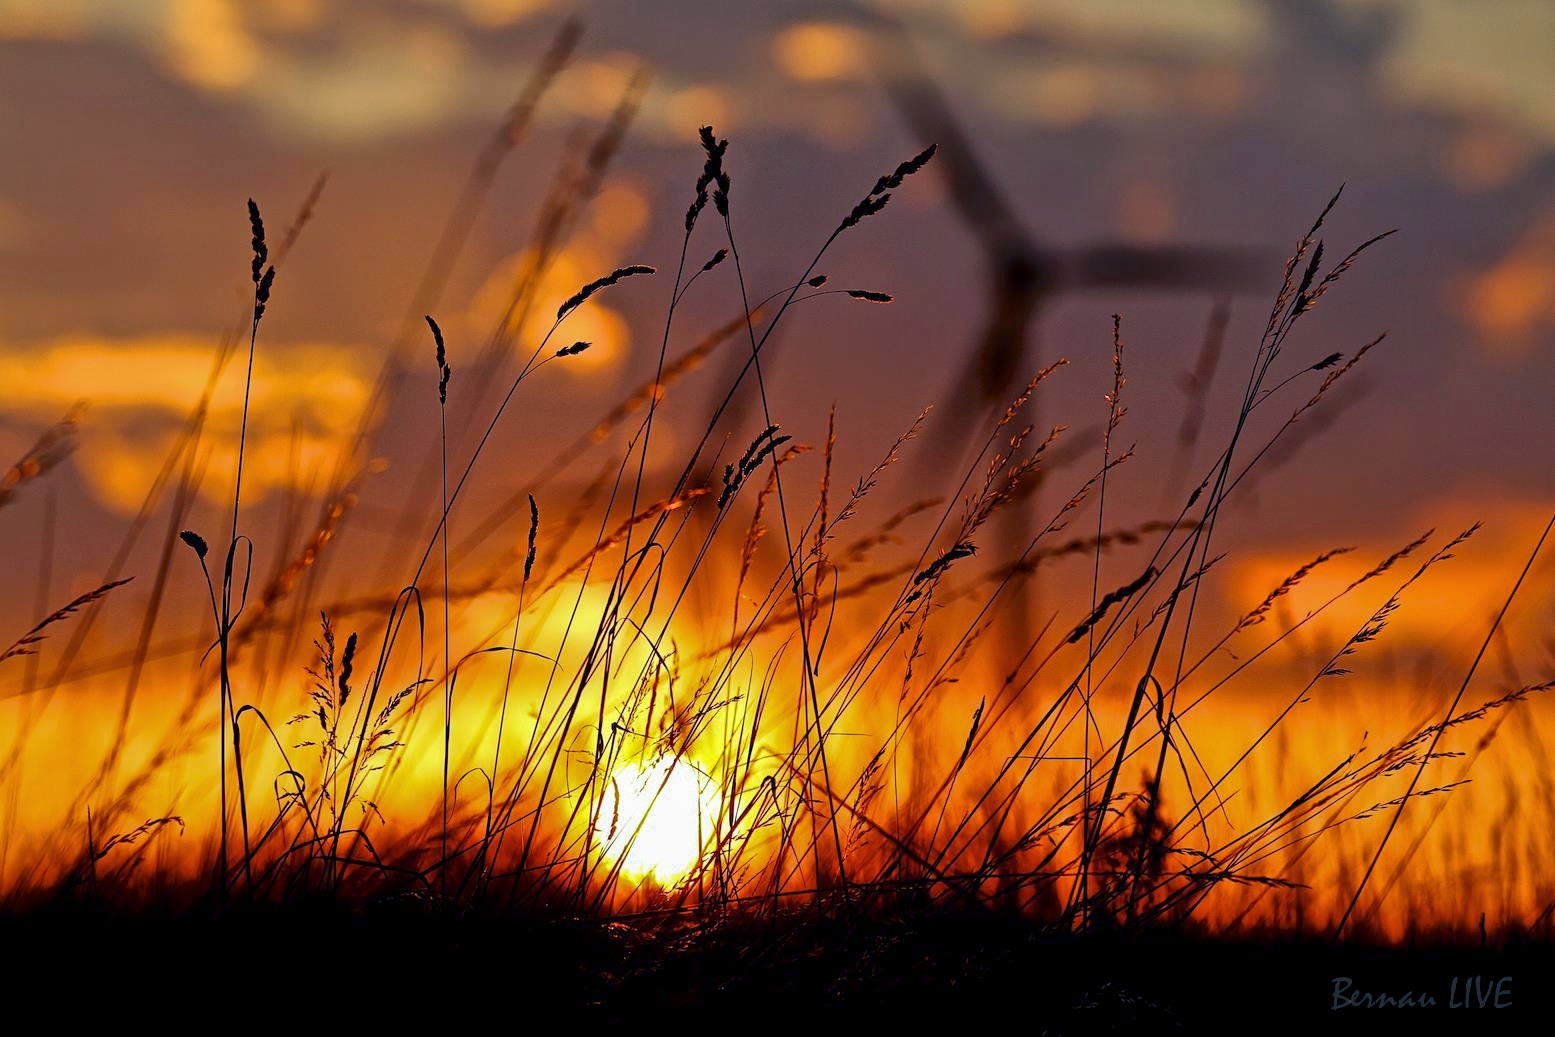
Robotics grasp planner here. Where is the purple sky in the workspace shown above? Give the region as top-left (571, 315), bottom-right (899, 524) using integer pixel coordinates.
top-left (2, 0), bottom-right (1553, 641)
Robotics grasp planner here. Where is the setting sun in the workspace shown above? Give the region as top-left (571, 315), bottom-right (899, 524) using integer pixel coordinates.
top-left (595, 757), bottom-right (718, 885)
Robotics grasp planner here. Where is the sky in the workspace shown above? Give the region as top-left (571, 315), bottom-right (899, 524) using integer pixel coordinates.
top-left (2, 0), bottom-right (1554, 644)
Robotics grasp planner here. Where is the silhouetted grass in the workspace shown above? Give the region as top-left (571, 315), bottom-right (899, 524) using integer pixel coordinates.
top-left (2, 40), bottom-right (1553, 1018)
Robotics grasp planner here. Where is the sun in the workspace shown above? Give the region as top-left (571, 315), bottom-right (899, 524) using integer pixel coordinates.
top-left (595, 756), bottom-right (718, 885)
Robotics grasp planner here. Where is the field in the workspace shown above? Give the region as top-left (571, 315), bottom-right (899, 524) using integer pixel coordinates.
top-left (2, 13), bottom-right (1553, 1026)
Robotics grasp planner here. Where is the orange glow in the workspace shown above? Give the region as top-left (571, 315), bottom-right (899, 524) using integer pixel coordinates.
top-left (0, 0), bottom-right (85, 40)
top-left (460, 0), bottom-right (554, 29)
top-left (589, 179), bottom-right (652, 246)
top-left (0, 335), bottom-right (370, 511)
top-left (164, 0), bottom-right (260, 92)
top-left (1030, 65), bottom-right (1099, 128)
top-left (595, 757), bottom-right (719, 884)
top-left (665, 85), bottom-right (735, 137)
top-left (771, 22), bottom-right (869, 83)
top-left (4, 3), bottom-right (1555, 953)
top-left (467, 245), bottom-right (635, 375)
top-left (1462, 217), bottom-right (1555, 349)
top-left (1443, 124), bottom-right (1532, 192)
top-left (958, 0), bottom-right (1028, 41)
top-left (0, 483), bottom-right (1551, 940)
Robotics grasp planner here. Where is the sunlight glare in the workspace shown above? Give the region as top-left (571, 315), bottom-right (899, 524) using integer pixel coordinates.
top-left (595, 757), bottom-right (717, 885)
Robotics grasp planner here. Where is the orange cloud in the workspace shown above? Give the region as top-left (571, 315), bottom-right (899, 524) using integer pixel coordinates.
top-left (164, 0), bottom-right (260, 92)
top-left (1231, 492), bottom-right (1555, 652)
top-left (772, 22), bottom-right (871, 83)
top-left (463, 188), bottom-right (651, 380)
top-left (1460, 211), bottom-right (1555, 353)
top-left (0, 334), bottom-right (371, 512)
top-left (1442, 123), bottom-right (1534, 193)
top-left (0, 0), bottom-right (86, 40)
top-left (459, 0), bottom-right (554, 29)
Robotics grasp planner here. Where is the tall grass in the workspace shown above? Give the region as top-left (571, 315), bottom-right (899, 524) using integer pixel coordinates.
top-left (0, 96), bottom-right (1551, 953)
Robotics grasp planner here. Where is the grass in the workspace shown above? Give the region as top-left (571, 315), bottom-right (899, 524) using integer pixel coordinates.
top-left (1, 25), bottom-right (1553, 1017)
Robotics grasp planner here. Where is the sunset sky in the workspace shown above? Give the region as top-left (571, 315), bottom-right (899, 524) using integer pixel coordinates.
top-left (2, 0), bottom-right (1553, 642)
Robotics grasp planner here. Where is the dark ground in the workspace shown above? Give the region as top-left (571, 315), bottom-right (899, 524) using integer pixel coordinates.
top-left (5, 896), bottom-right (1549, 1030)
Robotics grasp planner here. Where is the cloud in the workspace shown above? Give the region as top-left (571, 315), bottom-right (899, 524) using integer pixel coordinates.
top-left (0, 334), bottom-right (371, 512)
top-left (1379, 0), bottom-right (1555, 147)
top-left (870, 0), bottom-right (1268, 53)
top-left (247, 19), bottom-right (469, 139)
top-left (1231, 491), bottom-right (1555, 651)
top-left (164, 0), bottom-right (260, 91)
top-left (771, 22), bottom-right (871, 84)
top-left (1459, 209), bottom-right (1555, 353)
top-left (458, 177), bottom-right (650, 380)
top-left (0, 0), bottom-right (90, 40)
top-left (459, 0), bottom-right (555, 29)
